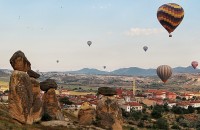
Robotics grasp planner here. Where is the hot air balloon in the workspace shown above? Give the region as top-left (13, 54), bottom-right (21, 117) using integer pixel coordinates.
top-left (143, 46), bottom-right (148, 52)
top-left (87, 41), bottom-right (92, 46)
top-left (56, 60), bottom-right (59, 63)
top-left (157, 3), bottom-right (184, 37)
top-left (103, 66), bottom-right (106, 69)
top-left (191, 61), bottom-right (198, 69)
top-left (157, 65), bottom-right (172, 83)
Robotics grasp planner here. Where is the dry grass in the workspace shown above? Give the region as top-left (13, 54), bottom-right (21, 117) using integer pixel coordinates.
top-left (0, 81), bottom-right (9, 91)
top-left (67, 91), bottom-right (96, 96)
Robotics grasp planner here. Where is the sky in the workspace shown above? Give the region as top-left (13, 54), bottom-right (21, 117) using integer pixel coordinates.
top-left (0, 0), bottom-right (200, 72)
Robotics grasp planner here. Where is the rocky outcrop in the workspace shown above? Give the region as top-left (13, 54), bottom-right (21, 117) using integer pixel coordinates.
top-left (8, 70), bottom-right (33, 124)
top-left (98, 87), bottom-right (116, 96)
top-left (28, 70), bottom-right (40, 79)
top-left (78, 108), bottom-right (96, 125)
top-left (96, 95), bottom-right (123, 130)
top-left (30, 77), bottom-right (43, 122)
top-left (10, 50), bottom-right (31, 72)
top-left (78, 102), bottom-right (96, 125)
top-left (43, 88), bottom-right (64, 120)
top-left (40, 79), bottom-right (58, 92)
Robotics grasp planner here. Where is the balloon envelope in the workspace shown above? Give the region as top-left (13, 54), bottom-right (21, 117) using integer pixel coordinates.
top-left (191, 61), bottom-right (198, 69)
top-left (143, 46), bottom-right (148, 52)
top-left (56, 60), bottom-right (59, 63)
top-left (103, 66), bottom-right (106, 69)
top-left (157, 65), bottom-right (172, 83)
top-left (157, 3), bottom-right (184, 37)
top-left (87, 41), bottom-right (92, 46)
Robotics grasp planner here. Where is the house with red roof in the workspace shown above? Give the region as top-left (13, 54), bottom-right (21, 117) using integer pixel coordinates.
top-left (180, 93), bottom-right (193, 100)
top-left (190, 101), bottom-right (200, 108)
top-left (154, 91), bottom-right (166, 99)
top-left (177, 102), bottom-right (191, 109)
top-left (120, 102), bottom-right (143, 112)
top-left (166, 92), bottom-right (177, 100)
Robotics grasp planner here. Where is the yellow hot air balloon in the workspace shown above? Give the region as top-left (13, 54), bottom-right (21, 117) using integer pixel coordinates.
top-left (157, 3), bottom-right (184, 37)
top-left (157, 65), bottom-right (172, 83)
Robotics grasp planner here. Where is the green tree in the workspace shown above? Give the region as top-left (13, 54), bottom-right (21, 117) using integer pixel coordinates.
top-left (164, 103), bottom-right (169, 112)
top-left (130, 109), bottom-right (142, 121)
top-left (171, 123), bottom-right (181, 130)
top-left (137, 121), bottom-right (144, 128)
top-left (156, 118), bottom-right (169, 130)
top-left (151, 109), bottom-right (162, 119)
top-left (188, 106), bottom-right (195, 113)
top-left (171, 106), bottom-right (183, 114)
top-left (59, 97), bottom-right (73, 105)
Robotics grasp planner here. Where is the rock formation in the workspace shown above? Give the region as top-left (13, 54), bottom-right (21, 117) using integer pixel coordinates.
top-left (8, 70), bottom-right (33, 124)
top-left (8, 50), bottom-right (43, 124)
top-left (27, 70), bottom-right (40, 79)
top-left (40, 79), bottom-right (58, 92)
top-left (96, 87), bottom-right (123, 130)
top-left (98, 87), bottom-right (117, 96)
top-left (42, 84), bottom-right (64, 120)
top-left (78, 102), bottom-right (96, 125)
top-left (10, 50), bottom-right (31, 72)
top-left (30, 77), bottom-right (43, 122)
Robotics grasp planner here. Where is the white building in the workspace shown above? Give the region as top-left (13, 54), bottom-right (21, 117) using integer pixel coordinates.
top-left (120, 102), bottom-right (143, 112)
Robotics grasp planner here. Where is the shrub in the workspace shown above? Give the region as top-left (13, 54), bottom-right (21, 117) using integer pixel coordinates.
top-left (156, 118), bottom-right (169, 130)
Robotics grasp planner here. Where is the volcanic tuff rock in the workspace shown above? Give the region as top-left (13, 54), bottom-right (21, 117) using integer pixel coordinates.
top-left (42, 88), bottom-right (64, 120)
top-left (78, 102), bottom-right (96, 125)
top-left (30, 77), bottom-right (43, 122)
top-left (27, 70), bottom-right (40, 79)
top-left (8, 70), bottom-right (33, 124)
top-left (10, 50), bottom-right (31, 72)
top-left (40, 79), bottom-right (58, 92)
top-left (96, 96), bottom-right (123, 130)
top-left (98, 87), bottom-right (117, 96)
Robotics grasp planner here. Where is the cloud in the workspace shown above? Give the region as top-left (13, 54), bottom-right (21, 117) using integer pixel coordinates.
top-left (125, 28), bottom-right (165, 36)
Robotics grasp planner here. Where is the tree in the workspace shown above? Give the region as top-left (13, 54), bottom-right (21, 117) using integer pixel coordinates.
top-left (151, 109), bottom-right (162, 119)
top-left (156, 118), bottom-right (169, 130)
top-left (130, 109), bottom-right (142, 121)
top-left (188, 106), bottom-right (195, 113)
top-left (171, 106), bottom-right (183, 114)
top-left (171, 123), bottom-right (180, 129)
top-left (163, 103), bottom-right (169, 112)
top-left (59, 97), bottom-right (73, 105)
top-left (182, 97), bottom-right (186, 101)
top-left (137, 121), bottom-right (144, 128)
top-left (4, 89), bottom-right (9, 94)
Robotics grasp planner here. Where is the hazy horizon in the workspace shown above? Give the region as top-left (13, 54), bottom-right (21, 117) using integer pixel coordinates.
top-left (1, 0), bottom-right (200, 72)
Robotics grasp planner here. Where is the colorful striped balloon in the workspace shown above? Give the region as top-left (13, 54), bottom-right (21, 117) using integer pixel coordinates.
top-left (157, 3), bottom-right (184, 37)
top-left (157, 65), bottom-right (172, 83)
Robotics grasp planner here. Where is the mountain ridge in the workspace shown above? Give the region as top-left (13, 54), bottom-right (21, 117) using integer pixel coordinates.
top-left (1, 66), bottom-right (200, 76)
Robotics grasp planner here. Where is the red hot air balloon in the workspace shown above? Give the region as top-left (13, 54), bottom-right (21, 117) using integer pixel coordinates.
top-left (191, 61), bottom-right (198, 69)
top-left (157, 65), bottom-right (172, 83)
top-left (157, 3), bottom-right (184, 37)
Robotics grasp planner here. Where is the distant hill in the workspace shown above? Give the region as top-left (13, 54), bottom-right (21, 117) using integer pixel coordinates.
top-left (111, 67), bottom-right (156, 76)
top-left (66, 66), bottom-right (200, 76)
top-left (68, 68), bottom-right (109, 75)
top-left (173, 66), bottom-right (200, 73)
top-left (1, 66), bottom-right (200, 77)
top-left (0, 69), bottom-right (11, 77)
